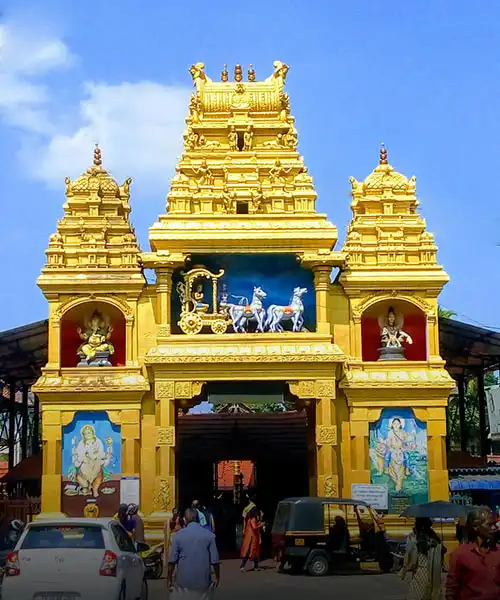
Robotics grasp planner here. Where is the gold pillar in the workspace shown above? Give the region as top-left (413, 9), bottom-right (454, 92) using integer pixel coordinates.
top-left (156, 268), bottom-right (173, 338)
top-left (152, 381), bottom-right (176, 516)
top-left (140, 392), bottom-right (156, 515)
top-left (40, 409), bottom-right (64, 517)
top-left (313, 265), bottom-right (331, 335)
top-left (47, 301), bottom-right (60, 367)
top-left (306, 402), bottom-right (317, 496)
top-left (348, 408), bottom-right (370, 487)
top-left (314, 380), bottom-right (338, 497)
top-left (121, 409), bottom-right (140, 476)
top-left (425, 407), bottom-right (449, 500)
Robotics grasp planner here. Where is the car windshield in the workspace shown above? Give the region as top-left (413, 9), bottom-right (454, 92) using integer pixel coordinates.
top-left (21, 525), bottom-right (105, 549)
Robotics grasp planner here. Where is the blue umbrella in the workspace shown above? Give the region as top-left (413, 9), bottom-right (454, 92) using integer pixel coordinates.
top-left (400, 501), bottom-right (469, 519)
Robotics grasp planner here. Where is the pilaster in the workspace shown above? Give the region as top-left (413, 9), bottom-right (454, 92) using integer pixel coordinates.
top-left (156, 268), bottom-right (173, 339)
top-left (313, 265), bottom-right (333, 335)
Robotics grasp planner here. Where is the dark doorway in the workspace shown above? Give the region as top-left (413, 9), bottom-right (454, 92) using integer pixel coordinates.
top-left (176, 410), bottom-right (309, 556)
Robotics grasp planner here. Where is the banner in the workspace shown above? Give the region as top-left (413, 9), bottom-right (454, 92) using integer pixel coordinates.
top-left (486, 386), bottom-right (500, 441)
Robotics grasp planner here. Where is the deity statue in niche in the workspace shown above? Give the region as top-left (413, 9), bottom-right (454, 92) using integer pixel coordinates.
top-left (377, 306), bottom-right (413, 360)
top-left (77, 310), bottom-right (114, 367)
top-left (193, 283), bottom-right (209, 313)
top-left (228, 126), bottom-right (238, 150)
top-left (70, 424), bottom-right (113, 498)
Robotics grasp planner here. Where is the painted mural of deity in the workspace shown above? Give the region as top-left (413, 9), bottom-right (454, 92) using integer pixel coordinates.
top-left (62, 412), bottom-right (121, 517)
top-left (369, 408), bottom-right (428, 512)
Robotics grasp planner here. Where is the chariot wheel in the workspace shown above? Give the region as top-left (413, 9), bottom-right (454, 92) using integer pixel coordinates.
top-left (211, 319), bottom-right (228, 335)
top-left (179, 312), bottom-right (203, 335)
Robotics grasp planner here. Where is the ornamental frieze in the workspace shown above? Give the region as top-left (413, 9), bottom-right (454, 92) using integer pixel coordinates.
top-left (316, 425), bottom-right (337, 446)
top-left (157, 427), bottom-right (175, 447)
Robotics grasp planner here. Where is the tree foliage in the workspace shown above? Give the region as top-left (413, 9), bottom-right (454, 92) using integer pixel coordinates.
top-left (438, 306), bottom-right (457, 319)
top-left (447, 372), bottom-right (498, 451)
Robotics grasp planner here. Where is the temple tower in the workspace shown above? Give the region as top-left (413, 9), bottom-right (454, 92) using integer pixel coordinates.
top-left (338, 145), bottom-right (454, 508)
top-left (34, 147), bottom-right (148, 517)
top-left (141, 62), bottom-right (346, 520)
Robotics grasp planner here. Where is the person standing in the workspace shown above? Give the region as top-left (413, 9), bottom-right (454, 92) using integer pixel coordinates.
top-left (192, 499), bottom-right (215, 533)
top-left (168, 508), bottom-right (220, 599)
top-left (240, 507), bottom-right (263, 572)
top-left (401, 517), bottom-right (444, 600)
top-left (446, 507), bottom-right (500, 600)
top-left (169, 507), bottom-right (185, 534)
top-left (127, 504), bottom-right (145, 543)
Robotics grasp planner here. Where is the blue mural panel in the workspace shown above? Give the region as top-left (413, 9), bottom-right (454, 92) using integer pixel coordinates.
top-left (369, 408), bottom-right (429, 513)
top-left (61, 411), bottom-right (121, 517)
top-left (172, 254), bottom-right (316, 333)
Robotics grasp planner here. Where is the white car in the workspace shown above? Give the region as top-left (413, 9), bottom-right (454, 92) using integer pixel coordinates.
top-left (2, 517), bottom-right (148, 600)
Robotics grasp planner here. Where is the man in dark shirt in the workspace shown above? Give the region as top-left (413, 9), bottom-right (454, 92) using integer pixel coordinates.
top-left (446, 507), bottom-right (500, 600)
top-left (168, 508), bottom-right (220, 598)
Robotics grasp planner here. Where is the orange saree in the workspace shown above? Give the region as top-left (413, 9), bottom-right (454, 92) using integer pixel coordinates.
top-left (240, 516), bottom-right (262, 561)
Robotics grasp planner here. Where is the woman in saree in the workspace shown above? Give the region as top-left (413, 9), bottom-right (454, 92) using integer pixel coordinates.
top-left (240, 507), bottom-right (263, 572)
top-left (401, 517), bottom-right (445, 600)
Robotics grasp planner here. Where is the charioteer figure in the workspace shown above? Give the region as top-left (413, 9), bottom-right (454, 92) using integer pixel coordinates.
top-left (378, 306), bottom-right (413, 360)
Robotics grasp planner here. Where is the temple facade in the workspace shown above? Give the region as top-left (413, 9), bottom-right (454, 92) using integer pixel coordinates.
top-left (33, 61), bottom-right (454, 528)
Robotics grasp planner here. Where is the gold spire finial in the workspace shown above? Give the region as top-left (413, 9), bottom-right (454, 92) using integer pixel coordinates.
top-left (234, 64), bottom-right (243, 82)
top-left (248, 64), bottom-right (255, 81)
top-left (221, 64), bottom-right (228, 82)
top-left (94, 144), bottom-right (102, 167)
top-left (379, 142), bottom-right (388, 165)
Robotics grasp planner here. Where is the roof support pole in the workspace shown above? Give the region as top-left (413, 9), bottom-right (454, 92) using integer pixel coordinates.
top-left (21, 384), bottom-right (29, 460)
top-left (8, 380), bottom-right (16, 470)
top-left (457, 373), bottom-right (467, 452)
top-left (31, 394), bottom-right (40, 456)
top-left (477, 366), bottom-right (489, 457)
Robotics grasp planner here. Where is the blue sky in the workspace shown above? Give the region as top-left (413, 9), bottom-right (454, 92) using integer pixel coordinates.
top-left (0, 0), bottom-right (499, 331)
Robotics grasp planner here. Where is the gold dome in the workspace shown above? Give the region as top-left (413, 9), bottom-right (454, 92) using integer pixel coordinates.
top-left (351, 145), bottom-right (416, 196)
top-left (66, 145), bottom-right (120, 197)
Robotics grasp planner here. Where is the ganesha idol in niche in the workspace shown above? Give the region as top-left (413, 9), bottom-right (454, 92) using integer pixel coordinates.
top-left (69, 425), bottom-right (113, 498)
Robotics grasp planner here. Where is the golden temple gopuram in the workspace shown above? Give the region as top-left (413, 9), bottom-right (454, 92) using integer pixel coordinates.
top-left (33, 61), bottom-right (454, 533)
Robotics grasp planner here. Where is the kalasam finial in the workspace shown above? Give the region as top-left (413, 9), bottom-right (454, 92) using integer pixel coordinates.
top-left (234, 64), bottom-right (243, 82)
top-left (248, 64), bottom-right (256, 81)
top-left (221, 64), bottom-right (228, 82)
top-left (379, 142), bottom-right (388, 165)
top-left (94, 144), bottom-right (102, 167)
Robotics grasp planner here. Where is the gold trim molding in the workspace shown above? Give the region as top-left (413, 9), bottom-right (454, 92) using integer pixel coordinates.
top-left (316, 425), bottom-right (337, 446)
top-left (157, 426), bottom-right (175, 447)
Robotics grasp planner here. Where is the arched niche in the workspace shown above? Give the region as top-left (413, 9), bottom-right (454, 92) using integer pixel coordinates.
top-left (60, 301), bottom-right (126, 368)
top-left (361, 298), bottom-right (427, 362)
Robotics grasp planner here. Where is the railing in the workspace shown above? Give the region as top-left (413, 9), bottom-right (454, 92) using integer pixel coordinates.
top-left (0, 497), bottom-right (41, 523)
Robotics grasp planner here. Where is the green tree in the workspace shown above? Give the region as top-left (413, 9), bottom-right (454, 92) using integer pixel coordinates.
top-left (245, 402), bottom-right (295, 412)
top-left (447, 372), bottom-right (498, 451)
top-left (438, 306), bottom-right (457, 319)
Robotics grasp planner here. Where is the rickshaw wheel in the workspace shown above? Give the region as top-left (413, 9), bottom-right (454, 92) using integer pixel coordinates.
top-left (307, 554), bottom-right (329, 577)
top-left (179, 312), bottom-right (203, 335)
top-left (211, 319), bottom-right (228, 334)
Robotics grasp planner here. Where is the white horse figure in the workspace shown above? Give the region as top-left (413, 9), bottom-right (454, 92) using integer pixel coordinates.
top-left (229, 286), bottom-right (267, 333)
top-left (265, 287), bottom-right (308, 333)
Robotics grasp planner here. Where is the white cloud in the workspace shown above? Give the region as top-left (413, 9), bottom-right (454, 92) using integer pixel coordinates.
top-left (33, 81), bottom-right (190, 190)
top-left (0, 22), bottom-right (191, 192)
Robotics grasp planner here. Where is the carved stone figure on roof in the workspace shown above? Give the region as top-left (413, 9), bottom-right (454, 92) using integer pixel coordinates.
top-left (264, 133), bottom-right (285, 148)
top-left (251, 186), bottom-right (264, 212)
top-left (228, 126), bottom-right (238, 151)
top-left (192, 159), bottom-right (214, 186)
top-left (279, 91), bottom-right (291, 122)
top-left (189, 93), bottom-right (203, 123)
top-left (189, 62), bottom-right (209, 93)
top-left (185, 127), bottom-right (197, 150)
top-left (269, 159), bottom-right (292, 184)
top-left (231, 84), bottom-right (251, 110)
top-left (243, 126), bottom-right (254, 151)
top-left (378, 306), bottom-right (413, 361)
top-left (221, 186), bottom-right (236, 213)
top-left (171, 166), bottom-right (189, 185)
top-left (284, 129), bottom-right (298, 149)
top-left (265, 61), bottom-right (289, 88)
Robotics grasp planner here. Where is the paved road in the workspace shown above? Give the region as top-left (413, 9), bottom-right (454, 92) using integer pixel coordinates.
top-left (148, 559), bottom-right (408, 600)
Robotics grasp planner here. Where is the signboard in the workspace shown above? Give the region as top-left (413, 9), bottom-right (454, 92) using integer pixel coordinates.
top-left (120, 477), bottom-right (140, 506)
top-left (486, 386), bottom-right (500, 441)
top-left (351, 484), bottom-right (388, 510)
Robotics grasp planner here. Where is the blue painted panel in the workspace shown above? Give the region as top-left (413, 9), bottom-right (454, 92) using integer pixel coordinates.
top-left (171, 254), bottom-right (316, 333)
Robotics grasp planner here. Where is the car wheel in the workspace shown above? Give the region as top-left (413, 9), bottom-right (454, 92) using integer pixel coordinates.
top-left (307, 555), bottom-right (329, 577)
top-left (137, 577), bottom-right (148, 600)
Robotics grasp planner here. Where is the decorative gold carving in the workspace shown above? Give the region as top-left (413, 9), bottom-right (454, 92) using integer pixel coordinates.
top-left (154, 478), bottom-right (172, 512)
top-left (316, 425), bottom-right (337, 446)
top-left (288, 380), bottom-right (316, 399)
top-left (53, 295), bottom-right (135, 321)
top-left (174, 382), bottom-right (193, 399)
top-left (147, 341), bottom-right (345, 365)
top-left (157, 426), bottom-right (175, 447)
top-left (323, 476), bottom-right (337, 498)
top-left (341, 368), bottom-right (454, 389)
top-left (33, 370), bottom-right (149, 394)
top-left (155, 381), bottom-right (175, 400)
top-left (352, 292), bottom-right (435, 319)
top-left (316, 380), bottom-right (336, 399)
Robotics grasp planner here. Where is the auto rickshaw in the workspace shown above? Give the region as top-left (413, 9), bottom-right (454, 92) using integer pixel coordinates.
top-left (271, 497), bottom-right (394, 576)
